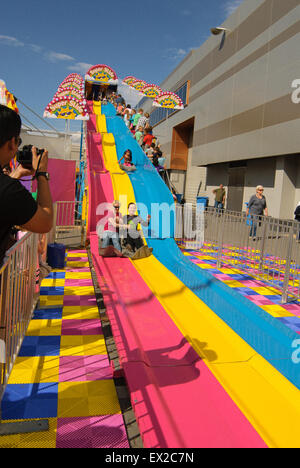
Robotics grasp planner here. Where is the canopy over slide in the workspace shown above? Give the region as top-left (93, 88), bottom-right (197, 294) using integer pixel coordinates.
top-left (44, 73), bottom-right (88, 120)
top-left (85, 64), bottom-right (118, 85)
top-left (0, 79), bottom-right (19, 113)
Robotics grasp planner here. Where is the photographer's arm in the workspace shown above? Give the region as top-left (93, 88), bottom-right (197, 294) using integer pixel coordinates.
top-left (21, 149), bottom-right (53, 233)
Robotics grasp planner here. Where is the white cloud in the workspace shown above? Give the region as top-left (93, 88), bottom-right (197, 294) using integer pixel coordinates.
top-left (164, 47), bottom-right (187, 61)
top-left (0, 35), bottom-right (24, 47)
top-left (224, 0), bottom-right (244, 17)
top-left (29, 43), bottom-right (43, 53)
top-left (46, 51), bottom-right (75, 62)
top-left (67, 62), bottom-right (93, 74)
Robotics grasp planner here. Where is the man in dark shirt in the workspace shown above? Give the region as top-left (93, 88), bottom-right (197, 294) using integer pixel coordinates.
top-left (0, 104), bottom-right (53, 265)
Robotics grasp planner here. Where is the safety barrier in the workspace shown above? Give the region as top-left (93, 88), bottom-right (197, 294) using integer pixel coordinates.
top-left (0, 232), bottom-right (38, 410)
top-left (0, 201), bottom-right (86, 434)
top-left (54, 201), bottom-right (86, 247)
top-left (176, 204), bottom-right (300, 303)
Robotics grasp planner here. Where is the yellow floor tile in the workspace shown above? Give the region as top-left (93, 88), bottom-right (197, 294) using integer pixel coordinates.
top-left (65, 272), bottom-right (92, 279)
top-left (57, 380), bottom-right (121, 418)
top-left (63, 286), bottom-right (95, 296)
top-left (251, 287), bottom-right (279, 295)
top-left (62, 306), bottom-right (99, 319)
top-left (260, 305), bottom-right (295, 318)
top-left (66, 261), bottom-right (89, 268)
top-left (39, 296), bottom-right (64, 307)
top-left (40, 279), bottom-right (65, 288)
top-left (197, 264), bottom-right (215, 269)
top-left (67, 252), bottom-right (87, 257)
top-left (0, 418), bottom-right (57, 448)
top-left (8, 356), bottom-right (60, 384)
top-left (223, 280), bottom-right (246, 288)
top-left (26, 320), bottom-right (62, 336)
top-left (60, 335), bottom-right (107, 356)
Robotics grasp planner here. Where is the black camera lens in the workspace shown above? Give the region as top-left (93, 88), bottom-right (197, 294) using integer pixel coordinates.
top-left (16, 145), bottom-right (44, 168)
top-left (17, 145), bottom-right (33, 169)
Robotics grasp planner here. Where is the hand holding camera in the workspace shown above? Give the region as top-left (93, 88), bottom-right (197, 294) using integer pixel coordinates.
top-left (13, 145), bottom-right (48, 179)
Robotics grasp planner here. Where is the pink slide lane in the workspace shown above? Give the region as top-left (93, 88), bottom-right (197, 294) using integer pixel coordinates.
top-left (86, 110), bottom-right (267, 448)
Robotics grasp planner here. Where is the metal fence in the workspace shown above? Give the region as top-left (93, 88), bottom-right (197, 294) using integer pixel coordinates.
top-left (0, 200), bottom-right (87, 433)
top-left (54, 201), bottom-right (86, 247)
top-left (175, 204), bottom-right (300, 304)
top-left (0, 232), bottom-right (38, 407)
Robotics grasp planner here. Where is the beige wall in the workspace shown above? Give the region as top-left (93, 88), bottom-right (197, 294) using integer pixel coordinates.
top-left (147, 0), bottom-right (300, 167)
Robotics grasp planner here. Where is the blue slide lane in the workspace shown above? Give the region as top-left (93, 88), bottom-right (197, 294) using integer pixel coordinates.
top-left (103, 104), bottom-right (300, 389)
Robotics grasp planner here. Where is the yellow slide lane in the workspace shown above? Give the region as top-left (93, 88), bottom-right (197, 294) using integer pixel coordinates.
top-left (93, 101), bottom-right (102, 115)
top-left (99, 118), bottom-right (300, 448)
top-left (96, 114), bottom-right (107, 133)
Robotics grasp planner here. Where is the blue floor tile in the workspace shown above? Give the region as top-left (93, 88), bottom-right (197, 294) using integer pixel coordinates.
top-left (39, 287), bottom-right (65, 296)
top-left (1, 382), bottom-right (58, 420)
top-left (46, 272), bottom-right (65, 279)
top-left (33, 307), bottom-right (63, 320)
top-left (18, 336), bottom-right (61, 357)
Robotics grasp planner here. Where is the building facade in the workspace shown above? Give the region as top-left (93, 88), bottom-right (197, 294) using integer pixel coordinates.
top-left (139, 0), bottom-right (300, 219)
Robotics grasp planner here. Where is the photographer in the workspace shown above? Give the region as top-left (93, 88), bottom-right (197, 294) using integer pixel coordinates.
top-left (0, 104), bottom-right (53, 266)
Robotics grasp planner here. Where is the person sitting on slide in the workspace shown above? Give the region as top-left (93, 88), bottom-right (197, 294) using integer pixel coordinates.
top-left (99, 200), bottom-right (123, 256)
top-left (118, 149), bottom-right (136, 172)
top-left (122, 202), bottom-right (153, 259)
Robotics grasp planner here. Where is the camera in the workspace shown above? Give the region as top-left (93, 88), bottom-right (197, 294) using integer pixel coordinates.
top-left (17, 145), bottom-right (44, 169)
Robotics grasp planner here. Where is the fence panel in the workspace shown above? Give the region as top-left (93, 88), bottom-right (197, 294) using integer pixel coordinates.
top-left (175, 205), bottom-right (300, 303)
top-left (54, 201), bottom-right (86, 246)
top-left (0, 233), bottom-right (38, 407)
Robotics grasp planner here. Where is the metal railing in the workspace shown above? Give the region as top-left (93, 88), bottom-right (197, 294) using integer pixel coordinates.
top-left (0, 232), bottom-right (38, 406)
top-left (0, 200), bottom-right (86, 434)
top-left (53, 201), bottom-right (86, 247)
top-left (175, 204), bottom-right (300, 303)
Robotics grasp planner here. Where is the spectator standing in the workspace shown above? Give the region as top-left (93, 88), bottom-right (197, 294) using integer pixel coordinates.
top-left (138, 112), bottom-right (150, 129)
top-left (115, 94), bottom-right (125, 106)
top-left (246, 185), bottom-right (268, 239)
top-left (294, 202), bottom-right (300, 241)
top-left (212, 184), bottom-right (226, 211)
top-left (143, 128), bottom-right (154, 148)
top-left (135, 126), bottom-right (144, 146)
top-left (132, 109), bottom-right (143, 129)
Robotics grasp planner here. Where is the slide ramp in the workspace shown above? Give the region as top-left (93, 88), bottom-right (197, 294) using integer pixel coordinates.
top-left (101, 108), bottom-right (300, 447)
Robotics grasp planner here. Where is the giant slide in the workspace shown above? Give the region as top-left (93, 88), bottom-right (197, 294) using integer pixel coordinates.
top-left (86, 101), bottom-right (300, 448)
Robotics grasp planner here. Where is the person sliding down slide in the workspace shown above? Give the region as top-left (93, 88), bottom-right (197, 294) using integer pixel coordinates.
top-left (122, 203), bottom-right (153, 260)
top-left (118, 149), bottom-right (136, 172)
top-left (98, 200), bottom-right (124, 257)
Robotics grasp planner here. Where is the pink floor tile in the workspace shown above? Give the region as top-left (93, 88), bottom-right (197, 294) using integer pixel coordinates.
top-left (56, 415), bottom-right (129, 448)
top-left (63, 295), bottom-right (97, 306)
top-left (244, 296), bottom-right (274, 305)
top-left (59, 355), bottom-right (112, 382)
top-left (67, 257), bottom-right (89, 262)
top-left (64, 279), bottom-right (93, 287)
top-left (213, 274), bottom-right (233, 281)
top-left (61, 319), bottom-right (102, 335)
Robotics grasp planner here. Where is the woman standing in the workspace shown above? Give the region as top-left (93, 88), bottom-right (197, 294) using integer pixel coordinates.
top-left (246, 185), bottom-right (268, 239)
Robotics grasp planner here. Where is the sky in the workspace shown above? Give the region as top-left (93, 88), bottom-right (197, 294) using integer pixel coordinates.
top-left (0, 0), bottom-right (243, 133)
